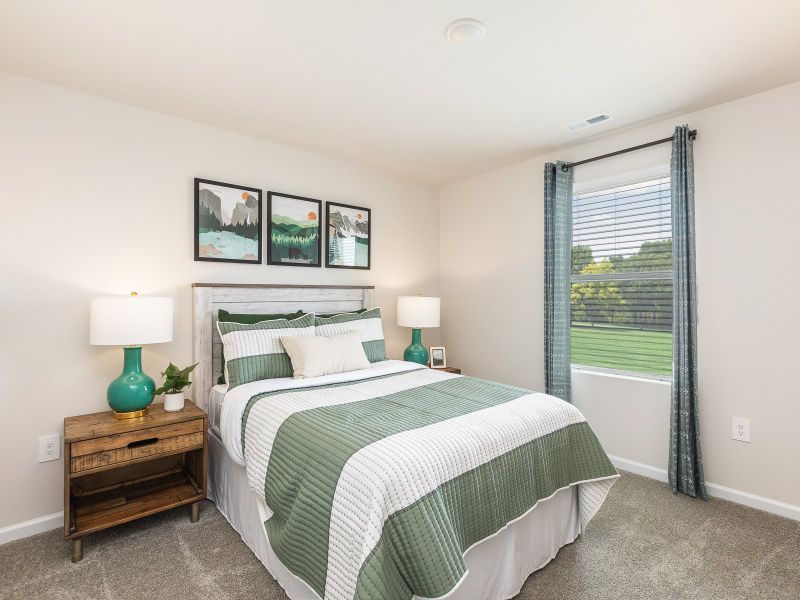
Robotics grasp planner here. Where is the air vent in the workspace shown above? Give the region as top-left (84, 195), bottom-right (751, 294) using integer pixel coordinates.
top-left (566, 113), bottom-right (612, 131)
top-left (586, 114), bottom-right (610, 124)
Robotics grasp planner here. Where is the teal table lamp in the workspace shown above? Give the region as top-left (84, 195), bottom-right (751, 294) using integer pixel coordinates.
top-left (397, 295), bottom-right (440, 365)
top-left (90, 292), bottom-right (173, 419)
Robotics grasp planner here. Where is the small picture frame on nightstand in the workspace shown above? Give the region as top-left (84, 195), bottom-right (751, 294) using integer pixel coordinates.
top-left (430, 346), bottom-right (447, 369)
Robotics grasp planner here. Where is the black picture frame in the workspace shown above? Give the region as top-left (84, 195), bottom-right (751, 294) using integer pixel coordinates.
top-left (325, 201), bottom-right (371, 270)
top-left (194, 178), bottom-right (262, 264)
top-left (266, 191), bottom-right (323, 267)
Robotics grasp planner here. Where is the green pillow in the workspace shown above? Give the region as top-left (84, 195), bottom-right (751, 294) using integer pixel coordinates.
top-left (218, 309), bottom-right (305, 324)
top-left (217, 310), bottom-right (305, 384)
top-left (314, 307), bottom-right (386, 363)
top-left (217, 313), bottom-right (316, 388)
top-left (315, 308), bottom-right (369, 319)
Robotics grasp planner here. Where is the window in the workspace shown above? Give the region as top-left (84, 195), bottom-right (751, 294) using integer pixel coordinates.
top-left (571, 177), bottom-right (672, 377)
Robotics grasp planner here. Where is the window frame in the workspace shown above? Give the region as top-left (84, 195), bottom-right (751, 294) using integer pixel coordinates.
top-left (569, 171), bottom-right (673, 381)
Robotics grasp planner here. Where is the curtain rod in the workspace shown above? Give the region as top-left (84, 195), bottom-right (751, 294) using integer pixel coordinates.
top-left (559, 129), bottom-right (697, 172)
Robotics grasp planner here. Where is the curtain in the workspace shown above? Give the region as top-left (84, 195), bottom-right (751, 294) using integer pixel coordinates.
top-left (544, 161), bottom-right (573, 402)
top-left (668, 125), bottom-right (707, 499)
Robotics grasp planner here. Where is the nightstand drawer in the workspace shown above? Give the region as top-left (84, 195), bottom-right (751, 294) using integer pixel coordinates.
top-left (70, 419), bottom-right (204, 473)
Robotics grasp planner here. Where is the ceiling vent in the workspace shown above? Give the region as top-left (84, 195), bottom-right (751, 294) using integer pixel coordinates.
top-left (566, 114), bottom-right (612, 132)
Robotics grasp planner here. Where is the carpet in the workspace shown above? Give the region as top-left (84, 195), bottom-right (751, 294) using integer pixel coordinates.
top-left (1, 471), bottom-right (797, 599)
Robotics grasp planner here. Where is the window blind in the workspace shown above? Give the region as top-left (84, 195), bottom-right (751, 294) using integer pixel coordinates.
top-left (571, 177), bottom-right (672, 377)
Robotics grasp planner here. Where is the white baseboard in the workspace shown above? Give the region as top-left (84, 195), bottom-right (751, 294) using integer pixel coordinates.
top-left (0, 511), bottom-right (63, 545)
top-left (703, 482), bottom-right (800, 522)
top-left (608, 455), bottom-right (669, 483)
top-left (608, 454), bottom-right (800, 522)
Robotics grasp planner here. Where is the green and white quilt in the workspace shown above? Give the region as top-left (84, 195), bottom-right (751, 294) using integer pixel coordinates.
top-left (239, 365), bottom-right (618, 600)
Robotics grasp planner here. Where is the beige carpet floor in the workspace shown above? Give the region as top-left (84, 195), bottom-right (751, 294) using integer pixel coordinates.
top-left (1, 471), bottom-right (798, 600)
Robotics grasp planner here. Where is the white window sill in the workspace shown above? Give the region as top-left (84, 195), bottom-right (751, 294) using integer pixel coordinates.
top-left (570, 365), bottom-right (670, 385)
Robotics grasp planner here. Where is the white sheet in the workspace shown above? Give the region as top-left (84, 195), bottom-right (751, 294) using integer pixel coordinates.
top-left (219, 359), bottom-right (424, 465)
top-left (208, 430), bottom-right (582, 600)
top-left (208, 383), bottom-right (228, 436)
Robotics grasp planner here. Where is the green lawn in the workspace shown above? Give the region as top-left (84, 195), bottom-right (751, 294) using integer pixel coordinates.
top-left (571, 324), bottom-right (672, 376)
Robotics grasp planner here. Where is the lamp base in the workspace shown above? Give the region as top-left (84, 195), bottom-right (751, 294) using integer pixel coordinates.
top-left (107, 346), bottom-right (155, 415)
top-left (113, 407), bottom-right (149, 420)
top-left (403, 328), bottom-right (429, 365)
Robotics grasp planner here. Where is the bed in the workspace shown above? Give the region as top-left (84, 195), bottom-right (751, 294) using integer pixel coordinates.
top-left (193, 283), bottom-right (618, 600)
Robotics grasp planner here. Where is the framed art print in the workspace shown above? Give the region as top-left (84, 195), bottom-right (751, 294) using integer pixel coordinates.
top-left (194, 178), bottom-right (262, 264)
top-left (430, 346), bottom-right (447, 369)
top-left (326, 201), bottom-right (371, 269)
top-left (267, 192), bottom-right (322, 267)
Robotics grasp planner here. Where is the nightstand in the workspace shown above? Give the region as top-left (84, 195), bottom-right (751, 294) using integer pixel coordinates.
top-left (63, 400), bottom-right (207, 562)
top-left (432, 366), bottom-right (461, 374)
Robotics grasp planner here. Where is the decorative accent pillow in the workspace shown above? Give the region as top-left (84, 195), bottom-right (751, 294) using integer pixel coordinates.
top-left (314, 307), bottom-right (386, 362)
top-left (280, 332), bottom-right (370, 379)
top-left (217, 313), bottom-right (315, 388)
top-left (216, 309), bottom-right (305, 384)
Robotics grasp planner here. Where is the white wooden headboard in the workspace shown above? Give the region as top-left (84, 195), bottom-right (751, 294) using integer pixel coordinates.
top-left (191, 283), bottom-right (374, 410)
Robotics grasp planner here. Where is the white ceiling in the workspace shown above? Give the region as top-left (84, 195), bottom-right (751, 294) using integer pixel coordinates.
top-left (1, 1), bottom-right (799, 184)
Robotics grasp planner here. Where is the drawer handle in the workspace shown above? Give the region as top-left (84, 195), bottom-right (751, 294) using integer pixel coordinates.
top-left (127, 437), bottom-right (159, 449)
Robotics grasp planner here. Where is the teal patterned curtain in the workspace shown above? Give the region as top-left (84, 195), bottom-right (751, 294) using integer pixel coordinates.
top-left (669, 126), bottom-right (707, 499)
top-left (544, 162), bottom-right (573, 401)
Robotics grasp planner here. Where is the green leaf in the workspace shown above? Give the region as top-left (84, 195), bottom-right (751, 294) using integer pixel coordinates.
top-left (176, 363), bottom-right (198, 379)
top-left (157, 362), bottom-right (197, 394)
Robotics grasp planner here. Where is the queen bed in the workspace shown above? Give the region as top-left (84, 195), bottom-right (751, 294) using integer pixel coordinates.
top-left (193, 283), bottom-right (617, 600)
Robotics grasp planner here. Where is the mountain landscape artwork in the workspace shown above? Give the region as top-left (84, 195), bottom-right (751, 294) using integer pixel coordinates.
top-left (326, 202), bottom-right (370, 269)
top-left (194, 179), bottom-right (262, 263)
top-left (267, 192), bottom-right (322, 267)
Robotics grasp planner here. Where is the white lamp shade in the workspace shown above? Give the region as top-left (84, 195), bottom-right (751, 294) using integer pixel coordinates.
top-left (90, 295), bottom-right (174, 346)
top-left (397, 296), bottom-right (440, 328)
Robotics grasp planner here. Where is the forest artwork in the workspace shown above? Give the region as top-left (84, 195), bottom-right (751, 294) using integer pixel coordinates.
top-left (194, 179), bottom-right (261, 263)
top-left (326, 202), bottom-right (370, 269)
top-left (267, 192), bottom-right (322, 267)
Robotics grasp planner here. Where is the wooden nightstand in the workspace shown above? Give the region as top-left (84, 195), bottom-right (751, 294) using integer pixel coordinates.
top-left (432, 366), bottom-right (461, 374)
top-left (63, 400), bottom-right (207, 562)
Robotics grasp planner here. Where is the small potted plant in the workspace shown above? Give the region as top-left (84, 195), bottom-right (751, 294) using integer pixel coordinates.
top-left (155, 363), bottom-right (198, 412)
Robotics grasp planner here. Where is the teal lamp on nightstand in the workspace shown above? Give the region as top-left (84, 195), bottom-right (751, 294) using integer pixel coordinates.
top-left (90, 292), bottom-right (173, 419)
top-left (397, 295), bottom-right (440, 365)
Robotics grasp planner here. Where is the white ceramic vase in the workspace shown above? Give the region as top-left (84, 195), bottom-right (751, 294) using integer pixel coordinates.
top-left (163, 392), bottom-right (185, 412)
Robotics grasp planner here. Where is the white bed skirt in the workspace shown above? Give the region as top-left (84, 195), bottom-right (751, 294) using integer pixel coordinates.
top-left (208, 430), bottom-right (581, 600)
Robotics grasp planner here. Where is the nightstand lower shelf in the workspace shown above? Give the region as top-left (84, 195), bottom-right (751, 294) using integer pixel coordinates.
top-left (71, 466), bottom-right (204, 538)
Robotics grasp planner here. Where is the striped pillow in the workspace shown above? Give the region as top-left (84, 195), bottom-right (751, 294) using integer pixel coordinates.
top-left (217, 309), bottom-right (305, 384)
top-left (314, 307), bottom-right (386, 363)
top-left (217, 313), bottom-right (316, 388)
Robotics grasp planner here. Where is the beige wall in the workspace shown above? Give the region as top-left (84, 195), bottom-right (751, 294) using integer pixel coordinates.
top-left (2, 68), bottom-right (798, 530)
top-left (0, 72), bottom-right (440, 528)
top-left (440, 81), bottom-right (800, 507)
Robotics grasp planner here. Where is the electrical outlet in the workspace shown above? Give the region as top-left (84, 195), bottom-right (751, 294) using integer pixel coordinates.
top-left (38, 434), bottom-right (61, 462)
top-left (731, 417), bottom-right (751, 443)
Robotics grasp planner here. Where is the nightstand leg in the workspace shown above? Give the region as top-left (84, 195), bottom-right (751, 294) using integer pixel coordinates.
top-left (71, 538), bottom-right (83, 563)
top-left (190, 502), bottom-right (200, 523)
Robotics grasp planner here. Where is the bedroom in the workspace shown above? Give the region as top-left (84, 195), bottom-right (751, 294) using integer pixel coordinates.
top-left (0, 2), bottom-right (798, 599)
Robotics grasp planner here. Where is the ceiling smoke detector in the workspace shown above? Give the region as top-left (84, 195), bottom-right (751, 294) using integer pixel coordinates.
top-left (566, 114), bottom-right (612, 131)
top-left (445, 19), bottom-right (486, 45)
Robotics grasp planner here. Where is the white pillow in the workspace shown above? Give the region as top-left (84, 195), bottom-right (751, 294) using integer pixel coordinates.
top-left (280, 331), bottom-right (371, 379)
